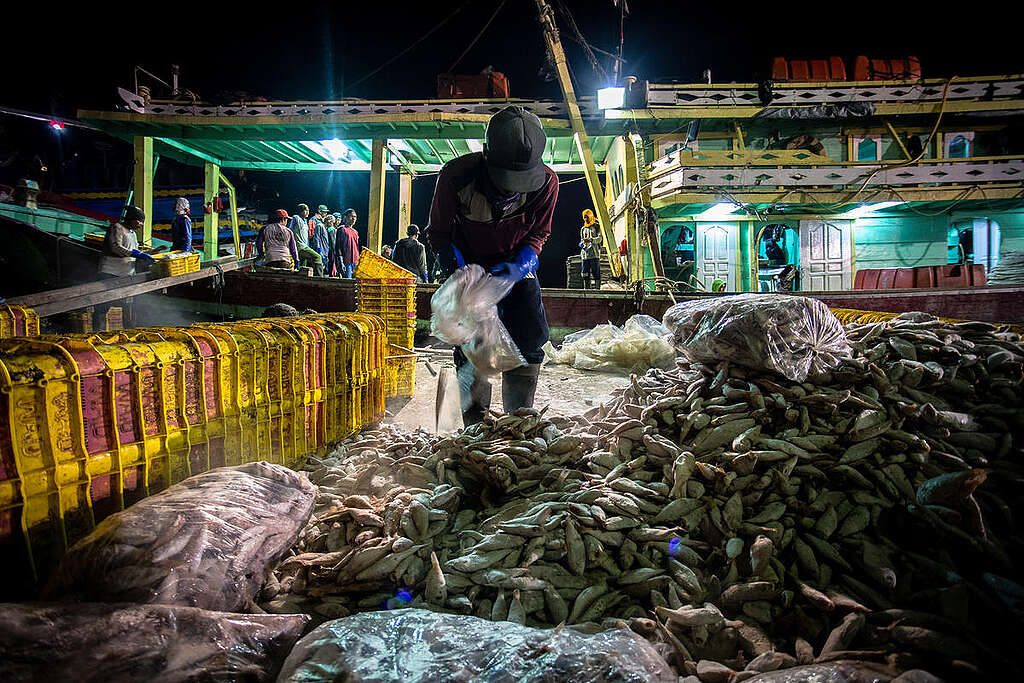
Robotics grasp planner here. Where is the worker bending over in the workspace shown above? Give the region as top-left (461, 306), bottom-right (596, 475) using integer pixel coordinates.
top-left (579, 208), bottom-right (601, 289)
top-left (427, 105), bottom-right (558, 425)
top-left (100, 205), bottom-right (154, 276)
top-left (257, 209), bottom-right (299, 268)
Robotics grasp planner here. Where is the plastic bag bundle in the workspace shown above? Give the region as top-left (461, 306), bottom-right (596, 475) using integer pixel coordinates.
top-left (0, 602), bottom-right (308, 683)
top-left (543, 314), bottom-right (676, 372)
top-left (44, 462), bottom-right (316, 612)
top-left (277, 608), bottom-right (676, 682)
top-left (662, 293), bottom-right (851, 381)
top-left (430, 264), bottom-right (526, 375)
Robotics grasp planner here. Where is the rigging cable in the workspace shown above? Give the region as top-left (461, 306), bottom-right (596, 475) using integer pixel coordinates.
top-left (346, 0), bottom-right (474, 91)
top-left (447, 0), bottom-right (509, 73)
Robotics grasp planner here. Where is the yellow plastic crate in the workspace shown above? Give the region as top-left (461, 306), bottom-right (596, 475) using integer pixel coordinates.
top-left (353, 247), bottom-right (415, 279)
top-left (0, 313), bottom-right (383, 591)
top-left (0, 305), bottom-right (40, 339)
top-left (151, 250), bottom-right (201, 278)
top-left (385, 344), bottom-right (417, 398)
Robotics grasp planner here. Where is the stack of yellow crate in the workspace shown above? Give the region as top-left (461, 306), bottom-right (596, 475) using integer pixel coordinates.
top-left (354, 248), bottom-right (417, 398)
top-left (0, 312), bottom-right (387, 590)
top-left (0, 305), bottom-right (40, 339)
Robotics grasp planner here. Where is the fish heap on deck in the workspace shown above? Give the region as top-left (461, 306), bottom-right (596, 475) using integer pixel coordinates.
top-left (260, 313), bottom-right (1024, 681)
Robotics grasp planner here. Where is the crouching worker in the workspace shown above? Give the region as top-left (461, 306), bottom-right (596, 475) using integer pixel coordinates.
top-left (426, 105), bottom-right (558, 426)
top-left (258, 209), bottom-right (299, 269)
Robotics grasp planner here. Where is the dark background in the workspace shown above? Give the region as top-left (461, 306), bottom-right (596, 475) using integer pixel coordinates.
top-left (1, 1), bottom-right (1021, 285)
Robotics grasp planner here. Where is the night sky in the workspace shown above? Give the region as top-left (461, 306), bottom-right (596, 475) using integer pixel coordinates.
top-left (2, 1), bottom-right (1021, 285)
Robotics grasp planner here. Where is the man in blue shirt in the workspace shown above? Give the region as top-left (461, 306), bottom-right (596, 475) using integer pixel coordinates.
top-left (170, 197), bottom-right (193, 251)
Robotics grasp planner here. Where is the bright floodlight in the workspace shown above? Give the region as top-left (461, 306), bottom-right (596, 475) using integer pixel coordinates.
top-left (597, 86), bottom-right (626, 110)
top-left (696, 203), bottom-right (741, 220)
top-left (848, 201), bottom-right (904, 218)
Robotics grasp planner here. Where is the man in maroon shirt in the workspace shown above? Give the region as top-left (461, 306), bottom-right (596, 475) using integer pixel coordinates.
top-left (426, 105), bottom-right (558, 425)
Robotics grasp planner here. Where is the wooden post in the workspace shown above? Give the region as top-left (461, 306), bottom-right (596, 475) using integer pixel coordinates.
top-left (368, 139), bottom-right (387, 253)
top-left (203, 161), bottom-right (220, 261)
top-left (398, 170), bottom-right (413, 234)
top-left (534, 0), bottom-right (621, 277)
top-left (132, 136), bottom-right (154, 246)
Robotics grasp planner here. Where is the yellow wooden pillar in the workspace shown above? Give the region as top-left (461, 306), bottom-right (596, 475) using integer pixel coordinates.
top-left (368, 139), bottom-right (387, 254)
top-left (203, 161), bottom-right (220, 261)
top-left (132, 136), bottom-right (154, 246)
top-left (397, 170), bottom-right (413, 235)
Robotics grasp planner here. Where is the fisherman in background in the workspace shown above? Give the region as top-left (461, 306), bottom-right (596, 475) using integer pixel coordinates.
top-left (170, 197), bottom-right (193, 252)
top-left (311, 208), bottom-right (333, 276)
top-left (100, 205), bottom-right (154, 276)
top-left (579, 208), bottom-right (601, 289)
top-left (427, 105), bottom-right (558, 425)
top-left (257, 209), bottom-right (299, 269)
top-left (333, 209), bottom-right (360, 277)
top-left (289, 203), bottom-right (324, 275)
top-left (393, 224), bottom-right (429, 282)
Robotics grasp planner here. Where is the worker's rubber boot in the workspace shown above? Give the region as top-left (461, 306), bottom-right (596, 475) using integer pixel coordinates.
top-left (501, 363), bottom-right (542, 414)
top-left (457, 362), bottom-right (491, 427)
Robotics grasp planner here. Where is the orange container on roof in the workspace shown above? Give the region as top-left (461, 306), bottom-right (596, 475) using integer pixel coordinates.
top-left (853, 56), bottom-right (921, 81)
top-left (771, 56), bottom-right (847, 82)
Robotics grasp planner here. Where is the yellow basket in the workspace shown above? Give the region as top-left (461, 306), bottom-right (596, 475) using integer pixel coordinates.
top-left (385, 344), bottom-right (417, 398)
top-left (0, 305), bottom-right (40, 339)
top-left (353, 248), bottom-right (415, 279)
top-left (151, 251), bottom-right (201, 278)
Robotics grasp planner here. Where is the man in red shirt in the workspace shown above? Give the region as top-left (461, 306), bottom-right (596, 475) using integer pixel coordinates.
top-left (426, 105), bottom-right (558, 425)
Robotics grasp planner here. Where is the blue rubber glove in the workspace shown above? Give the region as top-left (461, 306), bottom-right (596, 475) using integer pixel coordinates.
top-left (131, 249), bottom-right (156, 265)
top-left (489, 246), bottom-right (538, 283)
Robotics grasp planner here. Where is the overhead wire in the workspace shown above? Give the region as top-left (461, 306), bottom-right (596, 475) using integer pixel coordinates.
top-left (346, 0), bottom-right (474, 91)
top-left (447, 0), bottom-right (508, 74)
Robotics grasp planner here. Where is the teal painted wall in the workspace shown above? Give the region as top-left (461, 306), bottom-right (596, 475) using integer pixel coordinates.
top-left (853, 214), bottom-right (948, 269)
top-left (853, 211), bottom-right (1024, 270)
top-left (994, 211), bottom-right (1024, 253)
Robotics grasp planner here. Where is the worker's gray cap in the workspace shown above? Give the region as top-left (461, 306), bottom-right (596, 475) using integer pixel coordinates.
top-left (484, 105), bottom-right (547, 193)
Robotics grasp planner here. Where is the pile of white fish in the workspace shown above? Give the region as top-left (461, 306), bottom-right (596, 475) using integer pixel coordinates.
top-left (261, 313), bottom-right (1023, 681)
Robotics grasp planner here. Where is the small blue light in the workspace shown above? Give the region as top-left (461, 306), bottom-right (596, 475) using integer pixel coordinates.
top-left (397, 590), bottom-right (412, 603)
top-left (668, 537), bottom-right (681, 555)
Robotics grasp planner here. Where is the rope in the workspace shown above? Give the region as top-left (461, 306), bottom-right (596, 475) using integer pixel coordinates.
top-left (447, 0), bottom-right (508, 74)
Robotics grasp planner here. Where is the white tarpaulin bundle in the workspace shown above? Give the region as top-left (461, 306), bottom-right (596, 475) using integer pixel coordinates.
top-left (542, 315), bottom-right (677, 372)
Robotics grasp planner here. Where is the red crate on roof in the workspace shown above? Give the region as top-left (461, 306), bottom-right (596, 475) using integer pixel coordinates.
top-left (771, 57), bottom-right (847, 82)
top-left (853, 56), bottom-right (921, 81)
top-left (437, 72), bottom-right (509, 99)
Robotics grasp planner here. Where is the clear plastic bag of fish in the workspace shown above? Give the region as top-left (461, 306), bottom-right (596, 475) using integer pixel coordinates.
top-left (0, 602), bottom-right (309, 683)
top-left (430, 264), bottom-right (526, 375)
top-left (277, 608), bottom-right (676, 682)
top-left (662, 293), bottom-right (851, 381)
top-left (43, 462), bottom-right (316, 612)
top-left (543, 314), bottom-right (676, 372)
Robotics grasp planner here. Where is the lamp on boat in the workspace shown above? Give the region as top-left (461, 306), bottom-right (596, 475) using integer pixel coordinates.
top-left (597, 86), bottom-right (626, 110)
top-left (847, 201), bottom-right (904, 218)
top-left (696, 202), bottom-right (742, 220)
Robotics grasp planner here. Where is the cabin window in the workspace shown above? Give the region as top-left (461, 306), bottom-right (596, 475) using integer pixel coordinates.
top-left (856, 138), bottom-right (879, 161)
top-left (948, 135), bottom-right (970, 158)
top-left (943, 131), bottom-right (974, 159)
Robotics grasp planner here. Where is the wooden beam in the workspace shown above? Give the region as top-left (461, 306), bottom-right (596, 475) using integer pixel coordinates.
top-left (883, 120), bottom-right (912, 160)
top-left (203, 161), bottom-right (220, 260)
top-left (534, 0), bottom-right (621, 277)
top-left (133, 136), bottom-right (154, 246)
top-left (398, 170), bottom-right (413, 235)
top-left (367, 139), bottom-right (387, 253)
top-left (606, 98), bottom-right (1024, 120)
top-left (155, 137), bottom-right (223, 166)
top-left (26, 258), bottom-right (252, 317)
top-left (219, 161), bottom-right (369, 171)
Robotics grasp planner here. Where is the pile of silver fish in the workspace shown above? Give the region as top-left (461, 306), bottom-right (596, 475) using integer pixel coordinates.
top-left (261, 313), bottom-right (1023, 681)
